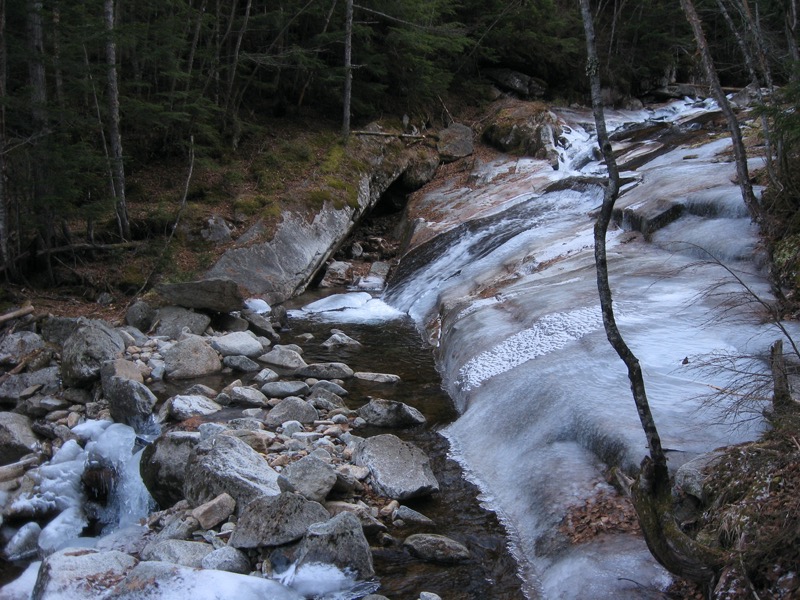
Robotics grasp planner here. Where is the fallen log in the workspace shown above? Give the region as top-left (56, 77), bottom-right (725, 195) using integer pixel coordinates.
top-left (0, 305), bottom-right (34, 325)
top-left (0, 454), bottom-right (40, 483)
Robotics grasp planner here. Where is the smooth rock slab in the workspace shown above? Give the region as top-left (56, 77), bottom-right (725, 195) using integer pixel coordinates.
top-left (229, 492), bottom-right (329, 548)
top-left (403, 533), bottom-right (470, 564)
top-left (184, 434), bottom-right (280, 512)
top-left (229, 386), bottom-right (268, 408)
top-left (31, 547), bottom-right (138, 600)
top-left (357, 398), bottom-right (426, 428)
top-left (296, 512), bottom-right (375, 579)
top-left (353, 434), bottom-right (439, 500)
top-left (107, 561), bottom-right (303, 600)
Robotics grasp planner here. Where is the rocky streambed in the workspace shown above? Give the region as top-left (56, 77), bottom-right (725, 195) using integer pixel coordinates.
top-left (0, 289), bottom-right (524, 599)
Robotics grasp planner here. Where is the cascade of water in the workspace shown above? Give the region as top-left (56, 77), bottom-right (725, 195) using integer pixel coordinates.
top-left (384, 99), bottom-right (791, 598)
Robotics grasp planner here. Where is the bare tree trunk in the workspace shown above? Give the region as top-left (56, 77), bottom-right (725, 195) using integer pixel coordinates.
top-left (104, 0), bottom-right (130, 241)
top-left (680, 0), bottom-right (760, 222)
top-left (580, 0), bottom-right (724, 586)
top-left (224, 0), bottom-right (251, 120)
top-left (0, 0), bottom-right (8, 276)
top-left (770, 339), bottom-right (796, 414)
top-left (342, 0), bottom-right (353, 139)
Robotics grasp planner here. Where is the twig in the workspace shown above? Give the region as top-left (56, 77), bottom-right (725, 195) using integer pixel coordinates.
top-left (438, 94), bottom-right (454, 126)
top-left (0, 348), bottom-right (45, 385)
top-left (792, 436), bottom-right (800, 452)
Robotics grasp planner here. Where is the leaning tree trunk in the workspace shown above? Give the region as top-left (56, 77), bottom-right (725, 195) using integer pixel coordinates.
top-left (0, 0), bottom-right (8, 276)
top-left (105, 0), bottom-right (130, 241)
top-left (680, 0), bottom-right (760, 222)
top-left (579, 0), bottom-right (724, 587)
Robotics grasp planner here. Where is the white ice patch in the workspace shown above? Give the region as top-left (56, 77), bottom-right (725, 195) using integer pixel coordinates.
top-left (291, 292), bottom-right (404, 323)
top-left (245, 298), bottom-right (271, 314)
top-left (274, 562), bottom-right (380, 599)
top-left (456, 305), bottom-right (606, 391)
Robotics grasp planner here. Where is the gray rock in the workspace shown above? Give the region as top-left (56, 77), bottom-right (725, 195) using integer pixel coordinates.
top-left (156, 278), bottom-right (243, 313)
top-left (0, 331), bottom-right (45, 366)
top-left (140, 431), bottom-right (201, 509)
top-left (241, 310), bottom-right (279, 343)
top-left (61, 319), bottom-right (125, 387)
top-left (253, 368), bottom-right (280, 384)
top-left (154, 306), bottom-right (211, 339)
top-left (2, 521), bottom-right (41, 561)
top-left (325, 501), bottom-right (387, 535)
top-left (266, 397), bottom-right (319, 427)
top-left (321, 332), bottom-right (362, 349)
top-left (229, 492), bottom-right (329, 548)
top-left (675, 452), bottom-right (725, 502)
top-left (278, 455), bottom-right (337, 503)
top-left (0, 366), bottom-right (60, 403)
top-left (354, 434), bottom-right (439, 500)
top-left (259, 346), bottom-right (307, 370)
top-left (295, 362), bottom-right (354, 380)
top-left (403, 533), bottom-right (470, 563)
top-left (210, 331), bottom-right (264, 358)
top-left (223, 355), bottom-right (261, 372)
top-left (357, 398), bottom-right (426, 428)
top-left (169, 394), bottom-right (222, 420)
top-left (191, 492), bottom-right (236, 529)
top-left (213, 313), bottom-right (250, 332)
top-left (319, 261), bottom-right (353, 288)
top-left (125, 300), bottom-right (156, 332)
top-left (437, 123), bottom-right (474, 163)
top-left (101, 358), bottom-right (145, 388)
top-left (104, 376), bottom-right (158, 430)
top-left (401, 146), bottom-right (439, 190)
top-left (163, 336), bottom-right (222, 380)
top-left (297, 511), bottom-right (375, 579)
top-left (31, 548), bottom-right (138, 600)
top-left (201, 215), bottom-right (233, 243)
top-left (484, 68), bottom-right (546, 98)
top-left (354, 371), bottom-right (401, 384)
top-left (107, 561), bottom-right (303, 599)
top-left (229, 386), bottom-right (269, 407)
top-left (155, 513), bottom-right (200, 543)
top-left (394, 505), bottom-right (434, 526)
top-left (201, 546), bottom-right (251, 574)
top-left (261, 380), bottom-right (310, 399)
top-left (39, 316), bottom-right (82, 346)
top-left (281, 420), bottom-right (304, 436)
top-left (311, 380), bottom-right (349, 396)
top-left (0, 412), bottom-right (39, 465)
top-left (184, 434), bottom-right (280, 511)
top-left (307, 387), bottom-right (346, 411)
top-left (223, 429), bottom-right (275, 454)
top-left (140, 539), bottom-right (213, 567)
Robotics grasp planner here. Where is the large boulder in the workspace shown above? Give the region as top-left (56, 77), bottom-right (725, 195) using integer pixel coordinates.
top-left (103, 376), bottom-right (158, 430)
top-left (156, 279), bottom-right (243, 313)
top-left (436, 124), bottom-right (474, 163)
top-left (353, 434), bottom-right (439, 500)
top-left (296, 512), bottom-right (375, 579)
top-left (61, 319), bottom-right (125, 387)
top-left (163, 336), bottom-right (222, 380)
top-left (482, 101), bottom-right (562, 168)
top-left (228, 492), bottom-right (329, 548)
top-left (183, 434), bottom-right (280, 511)
top-left (140, 431), bottom-right (201, 509)
top-left (106, 561), bottom-right (303, 600)
top-left (0, 412), bottom-right (39, 465)
top-left (484, 68), bottom-right (547, 99)
top-left (125, 300), bottom-right (156, 332)
top-left (153, 307), bottom-right (211, 340)
top-left (357, 398), bottom-right (426, 428)
top-left (31, 547), bottom-right (138, 600)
